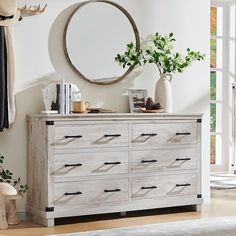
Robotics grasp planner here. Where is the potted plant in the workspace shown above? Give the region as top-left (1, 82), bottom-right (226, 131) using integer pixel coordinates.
top-left (0, 154), bottom-right (28, 194)
top-left (0, 154), bottom-right (28, 225)
top-left (115, 32), bottom-right (205, 112)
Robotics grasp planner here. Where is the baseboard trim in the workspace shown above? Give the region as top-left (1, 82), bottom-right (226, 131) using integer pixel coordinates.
top-left (16, 210), bottom-right (29, 221)
top-left (203, 194), bottom-right (211, 203)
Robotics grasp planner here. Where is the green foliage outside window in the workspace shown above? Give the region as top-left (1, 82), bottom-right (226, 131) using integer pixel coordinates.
top-left (210, 136), bottom-right (216, 164)
top-left (210, 7), bottom-right (218, 165)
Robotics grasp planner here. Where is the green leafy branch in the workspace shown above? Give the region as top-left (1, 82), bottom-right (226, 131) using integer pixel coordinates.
top-left (115, 42), bottom-right (143, 68)
top-left (115, 32), bottom-right (205, 75)
top-left (0, 154), bottom-right (28, 195)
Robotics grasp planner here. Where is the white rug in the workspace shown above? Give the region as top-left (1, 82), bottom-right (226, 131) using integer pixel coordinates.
top-left (48, 216), bottom-right (236, 236)
top-left (211, 175), bottom-right (236, 190)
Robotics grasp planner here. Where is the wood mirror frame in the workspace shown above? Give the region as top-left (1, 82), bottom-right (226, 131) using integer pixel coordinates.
top-left (63, 0), bottom-right (140, 86)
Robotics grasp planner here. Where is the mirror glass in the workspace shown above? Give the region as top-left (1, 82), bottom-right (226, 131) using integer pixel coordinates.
top-left (64, 1), bottom-right (139, 85)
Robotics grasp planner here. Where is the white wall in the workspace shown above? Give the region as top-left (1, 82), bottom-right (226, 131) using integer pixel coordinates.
top-left (0, 0), bottom-right (210, 211)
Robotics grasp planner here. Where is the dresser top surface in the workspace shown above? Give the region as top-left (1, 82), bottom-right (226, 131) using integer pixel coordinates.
top-left (27, 113), bottom-right (203, 120)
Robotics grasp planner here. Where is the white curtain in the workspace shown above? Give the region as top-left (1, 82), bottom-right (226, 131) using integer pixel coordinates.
top-left (4, 26), bottom-right (16, 125)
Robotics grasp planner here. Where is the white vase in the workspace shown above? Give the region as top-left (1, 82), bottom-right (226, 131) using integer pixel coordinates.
top-left (155, 73), bottom-right (173, 113)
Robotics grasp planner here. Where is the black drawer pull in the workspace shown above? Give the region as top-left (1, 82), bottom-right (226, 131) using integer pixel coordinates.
top-left (104, 189), bottom-right (121, 193)
top-left (141, 160), bottom-right (158, 163)
top-left (64, 191), bottom-right (82, 196)
top-left (176, 132), bottom-right (191, 136)
top-left (104, 162), bottom-right (121, 165)
top-left (141, 133), bottom-right (157, 137)
top-left (176, 158), bottom-right (191, 161)
top-left (64, 135), bottom-right (82, 139)
top-left (104, 134), bottom-right (121, 138)
top-left (64, 163), bottom-right (82, 167)
top-left (176, 184), bottom-right (191, 187)
top-left (141, 186), bottom-right (157, 190)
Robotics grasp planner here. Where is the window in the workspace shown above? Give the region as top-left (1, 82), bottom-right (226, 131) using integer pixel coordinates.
top-left (210, 1), bottom-right (235, 172)
top-left (210, 6), bottom-right (223, 166)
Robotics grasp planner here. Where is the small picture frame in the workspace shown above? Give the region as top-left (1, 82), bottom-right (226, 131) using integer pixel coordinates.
top-left (128, 89), bottom-right (148, 113)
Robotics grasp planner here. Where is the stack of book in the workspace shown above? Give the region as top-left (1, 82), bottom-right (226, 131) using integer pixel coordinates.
top-left (56, 80), bottom-right (74, 114)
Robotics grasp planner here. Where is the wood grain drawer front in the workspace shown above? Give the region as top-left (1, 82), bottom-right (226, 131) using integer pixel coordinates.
top-left (131, 123), bottom-right (197, 146)
top-left (132, 174), bottom-right (197, 200)
top-left (53, 152), bottom-right (128, 178)
top-left (53, 124), bottom-right (128, 149)
top-left (131, 149), bottom-right (197, 173)
top-left (54, 179), bottom-right (129, 206)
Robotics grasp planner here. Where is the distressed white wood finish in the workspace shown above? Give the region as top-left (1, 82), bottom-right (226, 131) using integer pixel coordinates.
top-left (54, 178), bottom-right (129, 206)
top-left (131, 148), bottom-right (197, 173)
top-left (53, 124), bottom-right (128, 149)
top-left (54, 152), bottom-right (128, 179)
top-left (27, 113), bottom-right (203, 227)
top-left (27, 118), bottom-right (51, 212)
top-left (131, 123), bottom-right (197, 146)
top-left (131, 174), bottom-right (197, 200)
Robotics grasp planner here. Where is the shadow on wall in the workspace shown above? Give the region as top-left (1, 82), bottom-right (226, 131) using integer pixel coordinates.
top-left (0, 71), bottom-right (61, 152)
top-left (0, 82), bottom-right (46, 210)
top-left (0, 72), bottom-right (58, 158)
top-left (48, 2), bottom-right (141, 113)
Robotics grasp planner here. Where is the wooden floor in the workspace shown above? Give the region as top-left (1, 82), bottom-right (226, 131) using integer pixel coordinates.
top-left (2, 191), bottom-right (236, 236)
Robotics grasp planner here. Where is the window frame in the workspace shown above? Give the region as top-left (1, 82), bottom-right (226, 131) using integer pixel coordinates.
top-left (210, 1), bottom-right (230, 172)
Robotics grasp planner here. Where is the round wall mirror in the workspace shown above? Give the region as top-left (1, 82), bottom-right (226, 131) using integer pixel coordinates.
top-left (64, 0), bottom-right (140, 85)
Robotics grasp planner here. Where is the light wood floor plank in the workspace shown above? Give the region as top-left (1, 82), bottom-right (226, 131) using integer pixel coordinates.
top-left (2, 193), bottom-right (236, 236)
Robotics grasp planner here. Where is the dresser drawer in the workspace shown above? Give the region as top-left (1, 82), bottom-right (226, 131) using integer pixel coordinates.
top-left (53, 152), bottom-right (128, 178)
top-left (53, 124), bottom-right (128, 149)
top-left (131, 174), bottom-right (197, 200)
top-left (54, 179), bottom-right (129, 206)
top-left (131, 148), bottom-right (197, 173)
top-left (131, 123), bottom-right (197, 146)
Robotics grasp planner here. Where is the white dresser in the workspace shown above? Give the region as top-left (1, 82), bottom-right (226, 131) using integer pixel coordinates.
top-left (27, 113), bottom-right (203, 226)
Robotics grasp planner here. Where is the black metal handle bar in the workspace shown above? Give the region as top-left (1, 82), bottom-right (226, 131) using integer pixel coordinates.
top-left (65, 135), bottom-right (83, 139)
top-left (141, 160), bottom-right (158, 163)
top-left (104, 134), bottom-right (121, 138)
top-left (64, 164), bottom-right (82, 167)
top-left (176, 158), bottom-right (191, 161)
top-left (64, 191), bottom-right (82, 196)
top-left (176, 184), bottom-right (191, 187)
top-left (176, 132), bottom-right (191, 136)
top-left (104, 162), bottom-right (122, 165)
top-left (141, 133), bottom-right (157, 137)
top-left (104, 189), bottom-right (121, 193)
top-left (141, 186), bottom-right (157, 190)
